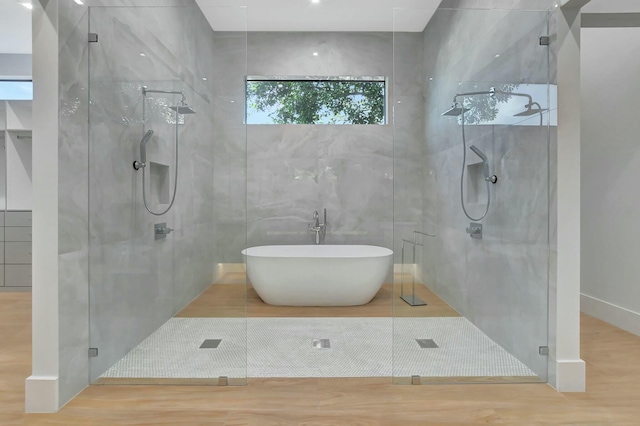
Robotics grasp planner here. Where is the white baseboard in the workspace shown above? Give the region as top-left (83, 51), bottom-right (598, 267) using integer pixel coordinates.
top-left (581, 293), bottom-right (640, 337)
top-left (555, 359), bottom-right (586, 392)
top-left (25, 375), bottom-right (59, 413)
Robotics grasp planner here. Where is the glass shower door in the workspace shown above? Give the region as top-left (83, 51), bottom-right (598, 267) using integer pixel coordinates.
top-left (392, 6), bottom-right (552, 385)
top-left (87, 5), bottom-right (247, 386)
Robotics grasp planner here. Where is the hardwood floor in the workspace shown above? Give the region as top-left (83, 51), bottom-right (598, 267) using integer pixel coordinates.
top-left (4, 292), bottom-right (640, 424)
top-left (177, 274), bottom-right (460, 318)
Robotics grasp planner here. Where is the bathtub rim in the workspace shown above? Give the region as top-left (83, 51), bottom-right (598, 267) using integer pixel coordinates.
top-left (241, 244), bottom-right (393, 259)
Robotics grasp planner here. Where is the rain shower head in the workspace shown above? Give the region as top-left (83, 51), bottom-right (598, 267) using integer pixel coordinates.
top-left (169, 104), bottom-right (196, 114)
top-left (514, 102), bottom-right (544, 117)
top-left (442, 103), bottom-right (470, 117)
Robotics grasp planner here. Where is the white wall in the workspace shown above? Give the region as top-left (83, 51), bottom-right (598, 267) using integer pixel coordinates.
top-left (582, 0), bottom-right (640, 13)
top-left (581, 26), bottom-right (640, 335)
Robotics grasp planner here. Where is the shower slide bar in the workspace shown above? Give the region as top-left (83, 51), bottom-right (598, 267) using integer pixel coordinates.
top-left (400, 231), bottom-right (436, 307)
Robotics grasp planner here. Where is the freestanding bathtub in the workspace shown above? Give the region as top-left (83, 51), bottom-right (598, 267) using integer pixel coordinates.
top-left (241, 245), bottom-right (393, 306)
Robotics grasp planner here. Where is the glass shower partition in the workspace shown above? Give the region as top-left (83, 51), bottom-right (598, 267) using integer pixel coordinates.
top-left (392, 7), bottom-right (552, 385)
top-left (88, 5), bottom-right (248, 386)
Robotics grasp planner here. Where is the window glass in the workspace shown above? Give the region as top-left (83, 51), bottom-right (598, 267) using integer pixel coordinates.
top-left (246, 77), bottom-right (386, 125)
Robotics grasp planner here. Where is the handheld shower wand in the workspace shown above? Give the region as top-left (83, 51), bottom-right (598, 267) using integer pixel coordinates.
top-left (133, 130), bottom-right (154, 170)
top-left (469, 145), bottom-right (497, 184)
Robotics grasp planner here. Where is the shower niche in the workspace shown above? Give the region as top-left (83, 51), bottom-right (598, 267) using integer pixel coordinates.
top-left (149, 161), bottom-right (170, 205)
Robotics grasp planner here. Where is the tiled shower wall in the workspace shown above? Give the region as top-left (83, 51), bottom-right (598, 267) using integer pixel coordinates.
top-left (419, 6), bottom-right (553, 378)
top-left (211, 32), bottom-right (424, 264)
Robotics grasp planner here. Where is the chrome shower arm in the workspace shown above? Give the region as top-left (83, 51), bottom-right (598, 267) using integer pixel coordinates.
top-left (452, 90), bottom-right (494, 101)
top-left (453, 89), bottom-right (534, 105)
top-left (142, 87), bottom-right (186, 103)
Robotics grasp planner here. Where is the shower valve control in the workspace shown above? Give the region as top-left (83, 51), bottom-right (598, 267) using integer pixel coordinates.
top-left (466, 223), bottom-right (483, 240)
top-left (485, 175), bottom-right (498, 184)
top-left (155, 223), bottom-right (174, 240)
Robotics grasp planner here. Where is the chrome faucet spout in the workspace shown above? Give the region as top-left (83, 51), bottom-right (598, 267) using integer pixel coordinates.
top-left (308, 209), bottom-right (327, 245)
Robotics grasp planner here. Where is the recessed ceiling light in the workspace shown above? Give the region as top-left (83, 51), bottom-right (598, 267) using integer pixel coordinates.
top-left (202, 77), bottom-right (207, 81)
top-left (495, 54), bottom-right (500, 58)
top-left (313, 52), bottom-right (319, 56)
top-left (311, 0), bottom-right (320, 3)
top-left (429, 77), bottom-right (433, 81)
top-left (230, 100), bottom-right (235, 103)
top-left (20, 2), bottom-right (33, 9)
top-left (74, 0), bottom-right (84, 4)
top-left (139, 53), bottom-right (146, 57)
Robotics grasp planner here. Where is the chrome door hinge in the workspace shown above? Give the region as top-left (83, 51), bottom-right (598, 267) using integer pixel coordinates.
top-left (88, 348), bottom-right (99, 358)
top-left (539, 346), bottom-right (549, 356)
top-left (89, 33), bottom-right (99, 43)
top-left (539, 36), bottom-right (550, 46)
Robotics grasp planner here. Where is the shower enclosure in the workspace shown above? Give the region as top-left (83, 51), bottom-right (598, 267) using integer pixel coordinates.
top-left (87, 5), bottom-right (248, 385)
top-left (82, 2), bottom-right (553, 387)
top-left (392, 7), bottom-right (553, 383)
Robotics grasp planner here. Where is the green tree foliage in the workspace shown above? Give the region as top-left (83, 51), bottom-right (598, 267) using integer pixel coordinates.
top-left (246, 80), bottom-right (385, 124)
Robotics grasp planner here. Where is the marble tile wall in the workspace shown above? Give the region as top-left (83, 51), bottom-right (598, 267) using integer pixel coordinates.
top-left (209, 32), bottom-right (423, 261)
top-left (418, 7), bottom-right (553, 378)
top-left (57, 1), bottom-right (218, 400)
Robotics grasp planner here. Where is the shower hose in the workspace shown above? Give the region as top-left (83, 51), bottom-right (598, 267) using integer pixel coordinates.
top-left (141, 108), bottom-right (180, 216)
top-left (459, 102), bottom-right (491, 221)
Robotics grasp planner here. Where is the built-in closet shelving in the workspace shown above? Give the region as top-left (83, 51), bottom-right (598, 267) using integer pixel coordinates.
top-left (1, 100), bottom-right (32, 290)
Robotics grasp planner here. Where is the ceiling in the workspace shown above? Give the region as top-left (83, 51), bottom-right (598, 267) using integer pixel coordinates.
top-left (195, 0), bottom-right (443, 32)
top-left (0, 1), bottom-right (32, 54)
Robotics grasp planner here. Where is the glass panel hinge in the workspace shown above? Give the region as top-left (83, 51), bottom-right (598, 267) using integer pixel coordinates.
top-left (539, 36), bottom-right (550, 46)
top-left (89, 33), bottom-right (98, 43)
top-left (539, 346), bottom-right (549, 355)
top-left (88, 348), bottom-right (98, 358)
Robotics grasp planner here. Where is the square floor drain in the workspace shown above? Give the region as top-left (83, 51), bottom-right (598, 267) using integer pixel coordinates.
top-left (415, 339), bottom-right (438, 349)
top-left (200, 339), bottom-right (222, 349)
top-left (313, 339), bottom-right (331, 349)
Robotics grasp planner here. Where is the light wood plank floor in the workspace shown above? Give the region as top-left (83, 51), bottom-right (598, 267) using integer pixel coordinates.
top-left (177, 274), bottom-right (460, 318)
top-left (4, 293), bottom-right (640, 424)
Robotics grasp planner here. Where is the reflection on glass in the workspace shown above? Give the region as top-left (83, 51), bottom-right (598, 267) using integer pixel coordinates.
top-left (449, 83), bottom-right (557, 127)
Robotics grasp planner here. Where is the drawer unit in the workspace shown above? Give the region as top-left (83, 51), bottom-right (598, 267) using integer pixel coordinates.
top-left (0, 210), bottom-right (32, 289)
top-left (4, 242), bottom-right (31, 264)
top-left (5, 211), bottom-right (32, 227)
top-left (4, 227), bottom-right (31, 242)
top-left (4, 265), bottom-right (31, 287)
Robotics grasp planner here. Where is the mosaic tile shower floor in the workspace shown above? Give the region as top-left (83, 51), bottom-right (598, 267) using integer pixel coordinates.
top-left (100, 317), bottom-right (537, 379)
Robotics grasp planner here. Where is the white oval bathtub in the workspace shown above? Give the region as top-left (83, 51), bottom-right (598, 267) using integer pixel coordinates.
top-left (241, 245), bottom-right (393, 306)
